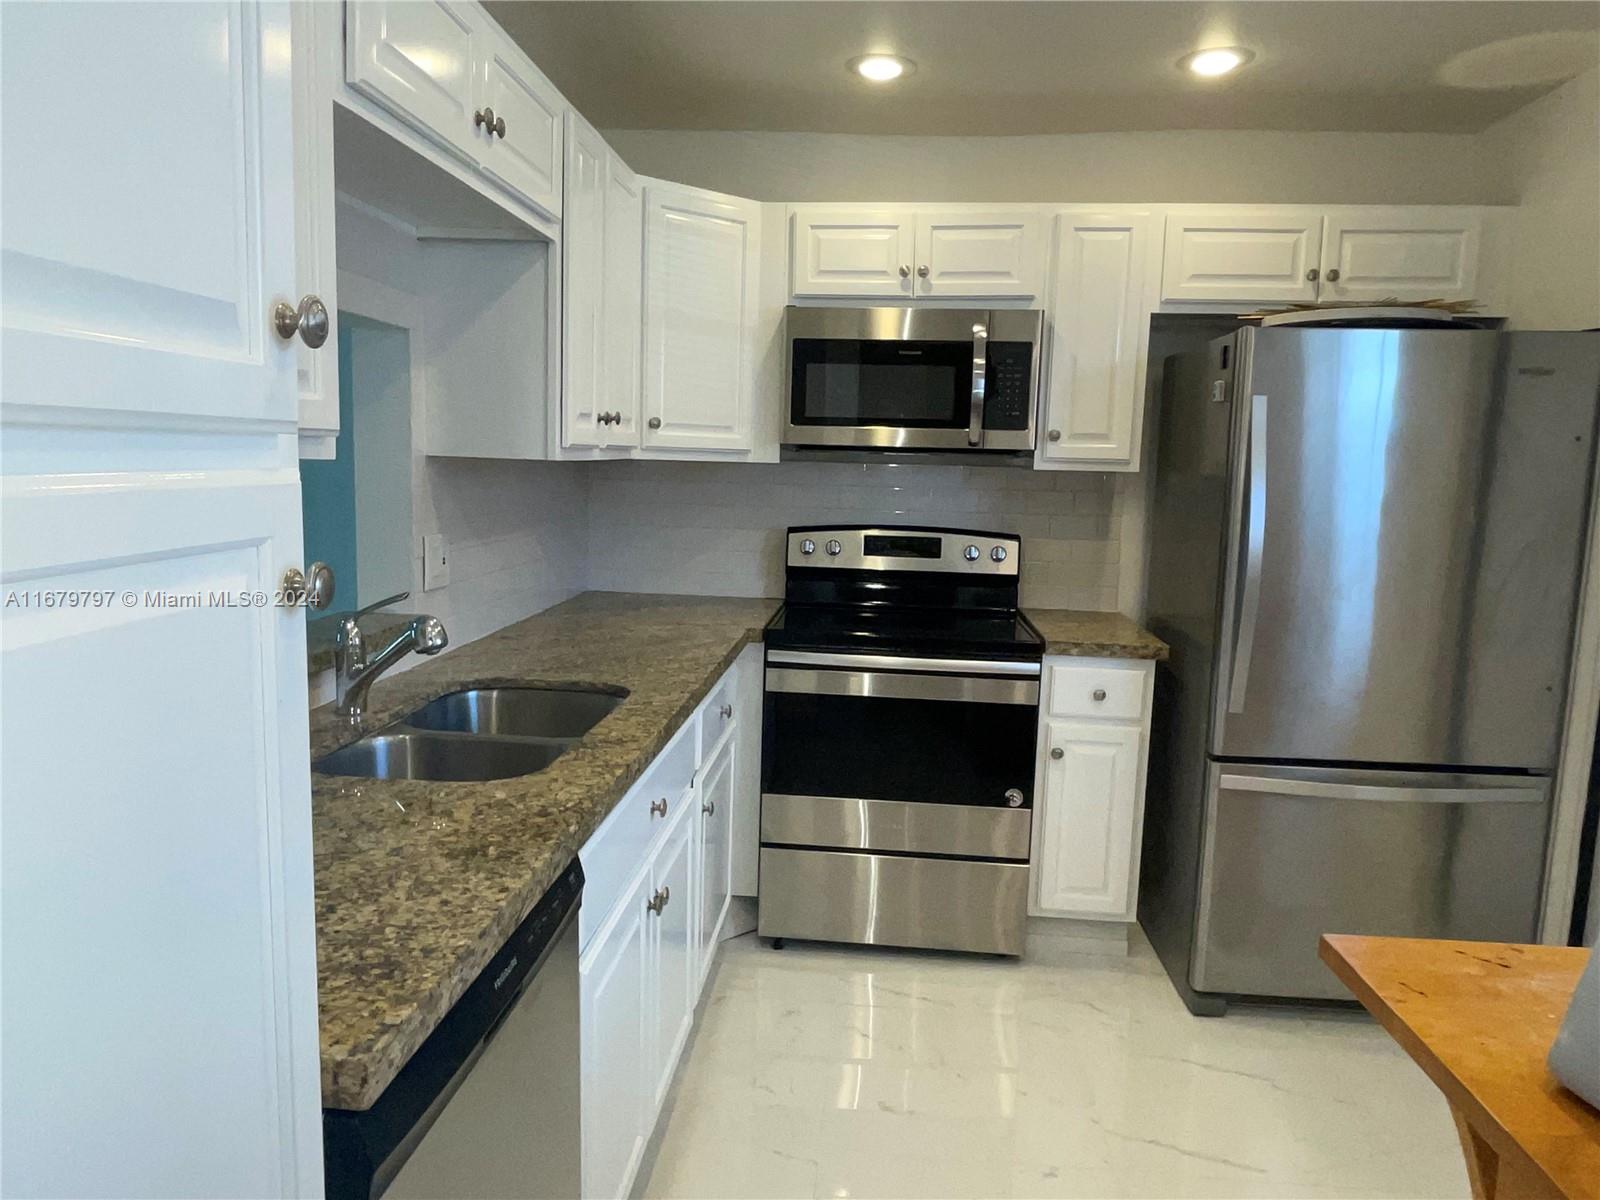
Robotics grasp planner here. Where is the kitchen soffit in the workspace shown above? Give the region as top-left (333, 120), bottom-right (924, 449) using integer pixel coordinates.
top-left (485, 0), bottom-right (1599, 136)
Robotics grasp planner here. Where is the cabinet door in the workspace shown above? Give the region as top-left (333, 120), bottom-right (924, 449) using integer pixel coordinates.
top-left (648, 805), bottom-right (698, 1110)
top-left (1, 471), bottom-right (323, 1198)
top-left (473, 29), bottom-right (565, 220)
top-left (2, 0), bottom-right (299, 427)
top-left (914, 210), bottom-right (1046, 298)
top-left (696, 734), bottom-right (735, 986)
top-left (790, 207), bottom-right (914, 298)
top-left (562, 112), bottom-right (608, 449)
top-left (345, 1), bottom-right (477, 161)
top-left (642, 184), bottom-right (761, 452)
top-left (580, 867), bottom-right (652, 1200)
top-left (293, 0), bottom-right (340, 456)
top-left (1161, 210), bottom-right (1322, 303)
top-left (1041, 211), bottom-right (1155, 466)
top-left (1319, 208), bottom-right (1481, 302)
top-left (1035, 719), bottom-right (1142, 919)
top-left (603, 158), bottom-right (644, 449)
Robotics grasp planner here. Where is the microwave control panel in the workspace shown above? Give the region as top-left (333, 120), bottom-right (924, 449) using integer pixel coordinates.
top-left (982, 342), bottom-right (1034, 431)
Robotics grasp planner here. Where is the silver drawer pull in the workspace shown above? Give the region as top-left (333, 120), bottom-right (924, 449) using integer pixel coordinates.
top-left (720, 703), bottom-right (733, 719)
top-left (1092, 688), bottom-right (1107, 702)
top-left (1050, 747), bottom-right (1064, 760)
top-left (649, 797), bottom-right (668, 818)
top-left (702, 799), bottom-right (716, 816)
top-left (646, 887), bottom-right (666, 915)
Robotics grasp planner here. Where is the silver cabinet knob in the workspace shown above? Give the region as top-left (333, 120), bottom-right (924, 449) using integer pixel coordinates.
top-left (1050, 747), bottom-right (1064, 760)
top-left (474, 107), bottom-right (497, 134)
top-left (825, 539), bottom-right (842, 556)
top-left (647, 416), bottom-right (662, 430)
top-left (963, 544), bottom-right (981, 562)
top-left (990, 546), bottom-right (1007, 563)
top-left (494, 114), bottom-right (506, 138)
top-left (1092, 688), bottom-right (1107, 701)
top-left (702, 799), bottom-right (716, 816)
top-left (1004, 788), bottom-right (1024, 808)
top-left (917, 265), bottom-right (930, 278)
top-left (647, 887), bottom-right (666, 915)
top-left (1326, 268), bottom-right (1341, 282)
top-left (280, 562), bottom-right (335, 609)
top-left (899, 264), bottom-right (911, 278)
top-left (649, 797), bottom-right (668, 818)
top-left (273, 294), bottom-right (329, 348)
top-left (1047, 429), bottom-right (1061, 442)
top-left (720, 703), bottom-right (734, 719)
top-left (798, 537), bottom-right (816, 555)
top-left (1306, 268), bottom-right (1320, 282)
top-left (597, 412), bottom-right (610, 426)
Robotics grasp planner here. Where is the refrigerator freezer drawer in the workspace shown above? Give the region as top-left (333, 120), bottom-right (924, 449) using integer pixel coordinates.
top-left (1192, 763), bottom-right (1549, 1000)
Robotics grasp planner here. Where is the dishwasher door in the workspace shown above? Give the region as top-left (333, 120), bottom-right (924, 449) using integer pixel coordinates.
top-left (1191, 762), bottom-right (1550, 1000)
top-left (387, 909), bottom-right (581, 1200)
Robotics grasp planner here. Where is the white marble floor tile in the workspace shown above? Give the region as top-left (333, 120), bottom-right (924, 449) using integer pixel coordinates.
top-left (640, 933), bottom-right (1470, 1200)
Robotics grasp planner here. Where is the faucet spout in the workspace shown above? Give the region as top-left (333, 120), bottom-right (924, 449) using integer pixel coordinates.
top-left (334, 611), bottom-right (449, 725)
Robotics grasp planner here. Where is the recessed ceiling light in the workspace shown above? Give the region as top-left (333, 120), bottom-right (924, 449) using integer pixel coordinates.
top-left (1180, 47), bottom-right (1254, 77)
top-left (850, 54), bottom-right (915, 83)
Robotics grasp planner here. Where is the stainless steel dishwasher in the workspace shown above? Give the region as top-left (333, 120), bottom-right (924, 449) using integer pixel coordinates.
top-left (323, 859), bottom-right (583, 1200)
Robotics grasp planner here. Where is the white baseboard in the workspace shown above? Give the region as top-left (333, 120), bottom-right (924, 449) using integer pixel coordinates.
top-left (1026, 916), bottom-right (1131, 960)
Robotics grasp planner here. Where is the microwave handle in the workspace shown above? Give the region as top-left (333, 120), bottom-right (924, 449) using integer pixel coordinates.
top-left (967, 314), bottom-right (990, 447)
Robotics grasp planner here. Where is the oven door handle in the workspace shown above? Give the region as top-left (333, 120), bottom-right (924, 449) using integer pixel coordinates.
top-left (766, 666), bottom-right (1039, 706)
top-left (766, 649), bottom-right (1040, 676)
top-left (968, 314), bottom-right (990, 448)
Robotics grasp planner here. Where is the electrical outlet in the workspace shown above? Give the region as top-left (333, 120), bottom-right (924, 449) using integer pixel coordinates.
top-left (422, 534), bottom-right (450, 591)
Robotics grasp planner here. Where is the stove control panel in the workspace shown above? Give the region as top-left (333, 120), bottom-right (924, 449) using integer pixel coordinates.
top-left (787, 526), bottom-right (1021, 576)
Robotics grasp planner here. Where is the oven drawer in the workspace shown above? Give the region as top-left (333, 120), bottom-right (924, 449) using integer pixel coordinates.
top-left (758, 847), bottom-right (1029, 956)
top-left (1046, 662), bottom-right (1147, 721)
top-left (762, 793), bottom-right (1032, 859)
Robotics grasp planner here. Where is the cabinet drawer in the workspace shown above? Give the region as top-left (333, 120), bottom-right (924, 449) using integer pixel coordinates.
top-left (580, 717), bottom-right (697, 948)
top-left (1046, 662), bottom-right (1146, 721)
top-left (701, 667), bottom-right (738, 756)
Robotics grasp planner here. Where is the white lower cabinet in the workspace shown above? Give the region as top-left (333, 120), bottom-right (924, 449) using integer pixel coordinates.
top-left (577, 659), bottom-right (757, 1198)
top-left (1030, 658), bottom-right (1155, 922)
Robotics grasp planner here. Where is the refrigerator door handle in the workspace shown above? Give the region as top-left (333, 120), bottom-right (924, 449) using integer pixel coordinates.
top-left (1227, 392), bottom-right (1268, 713)
top-left (1217, 773), bottom-right (1546, 805)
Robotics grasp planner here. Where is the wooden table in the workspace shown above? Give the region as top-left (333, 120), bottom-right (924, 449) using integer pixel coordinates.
top-left (1320, 934), bottom-right (1599, 1200)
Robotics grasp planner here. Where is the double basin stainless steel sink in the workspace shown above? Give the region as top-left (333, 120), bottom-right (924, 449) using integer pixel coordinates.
top-left (315, 687), bottom-right (625, 783)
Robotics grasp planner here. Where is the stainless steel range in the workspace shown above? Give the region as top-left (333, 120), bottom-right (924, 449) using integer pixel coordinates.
top-left (758, 525), bottom-right (1043, 956)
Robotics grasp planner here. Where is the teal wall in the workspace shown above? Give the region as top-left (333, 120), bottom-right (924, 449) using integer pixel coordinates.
top-left (300, 324), bottom-right (359, 607)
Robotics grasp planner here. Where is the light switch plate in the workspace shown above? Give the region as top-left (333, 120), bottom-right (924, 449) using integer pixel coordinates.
top-left (423, 534), bottom-right (450, 591)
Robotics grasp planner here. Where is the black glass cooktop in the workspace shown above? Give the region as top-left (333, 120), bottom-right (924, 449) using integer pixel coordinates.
top-left (765, 603), bottom-right (1044, 662)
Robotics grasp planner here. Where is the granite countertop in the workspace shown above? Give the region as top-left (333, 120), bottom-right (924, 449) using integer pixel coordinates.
top-left (1024, 609), bottom-right (1170, 660)
top-left (311, 591), bottom-right (779, 1111)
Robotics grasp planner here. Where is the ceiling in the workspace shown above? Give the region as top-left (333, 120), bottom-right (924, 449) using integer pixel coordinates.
top-left (486, 1), bottom-right (1600, 136)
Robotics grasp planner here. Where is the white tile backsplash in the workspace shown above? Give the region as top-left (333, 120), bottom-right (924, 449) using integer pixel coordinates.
top-left (586, 460), bottom-right (1123, 610)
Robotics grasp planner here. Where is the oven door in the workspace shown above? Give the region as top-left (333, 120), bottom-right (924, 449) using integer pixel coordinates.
top-left (784, 307), bottom-right (1041, 452)
top-left (761, 651), bottom-right (1039, 861)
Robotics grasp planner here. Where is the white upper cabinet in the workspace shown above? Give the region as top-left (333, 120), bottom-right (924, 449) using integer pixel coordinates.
top-left (789, 206), bottom-right (1044, 300)
top-left (345, 1), bottom-right (478, 157)
top-left (345, 1), bottom-right (566, 221)
top-left (293, 0), bottom-right (341, 456)
top-left (1318, 208), bottom-right (1480, 302)
top-left (790, 207), bottom-right (915, 298)
top-left (914, 210), bottom-right (1046, 299)
top-left (642, 182), bottom-right (761, 453)
top-left (603, 159), bottom-right (644, 449)
top-left (1161, 209), bottom-right (1324, 303)
top-left (562, 112), bottom-right (609, 449)
top-left (1040, 210), bottom-right (1156, 469)
top-left (2, 0), bottom-right (300, 429)
top-left (471, 25), bottom-right (565, 220)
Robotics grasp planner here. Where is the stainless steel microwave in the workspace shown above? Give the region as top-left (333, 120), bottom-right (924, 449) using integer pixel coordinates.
top-left (783, 306), bottom-right (1044, 455)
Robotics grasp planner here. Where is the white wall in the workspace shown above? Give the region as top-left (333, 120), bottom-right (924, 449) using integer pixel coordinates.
top-left (1479, 68), bottom-right (1600, 330)
top-left (602, 128), bottom-right (1508, 205)
top-left (586, 460), bottom-right (1121, 610)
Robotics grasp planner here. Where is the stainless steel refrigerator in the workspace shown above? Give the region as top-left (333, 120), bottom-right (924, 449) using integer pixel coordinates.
top-left (1141, 320), bottom-right (1600, 1015)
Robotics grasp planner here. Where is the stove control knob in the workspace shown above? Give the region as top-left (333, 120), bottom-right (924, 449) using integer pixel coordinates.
top-left (990, 545), bottom-right (1008, 563)
top-left (825, 539), bottom-right (843, 557)
top-left (963, 544), bottom-right (981, 562)
top-left (798, 538), bottom-right (816, 556)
